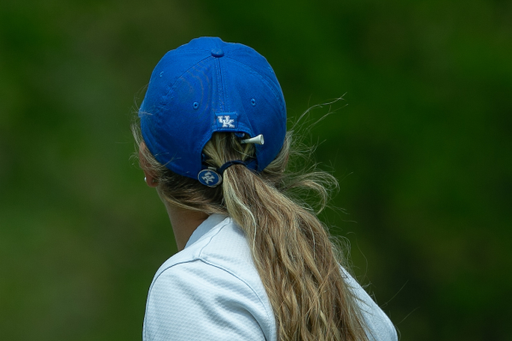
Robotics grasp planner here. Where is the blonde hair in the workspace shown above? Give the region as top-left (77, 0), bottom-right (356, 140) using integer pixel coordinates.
top-left (133, 123), bottom-right (370, 341)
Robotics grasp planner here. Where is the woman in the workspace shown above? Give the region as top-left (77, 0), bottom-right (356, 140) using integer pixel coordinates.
top-left (134, 37), bottom-right (397, 341)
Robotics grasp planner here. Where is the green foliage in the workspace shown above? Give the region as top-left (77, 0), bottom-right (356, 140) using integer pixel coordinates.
top-left (1, 0), bottom-right (510, 340)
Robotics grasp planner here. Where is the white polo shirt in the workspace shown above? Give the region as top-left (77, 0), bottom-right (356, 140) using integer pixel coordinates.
top-left (143, 214), bottom-right (397, 341)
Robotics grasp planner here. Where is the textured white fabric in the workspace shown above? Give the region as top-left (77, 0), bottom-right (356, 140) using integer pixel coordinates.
top-left (143, 214), bottom-right (397, 341)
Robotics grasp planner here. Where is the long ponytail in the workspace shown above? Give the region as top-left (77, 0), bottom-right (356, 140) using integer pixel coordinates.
top-left (134, 124), bottom-right (369, 340)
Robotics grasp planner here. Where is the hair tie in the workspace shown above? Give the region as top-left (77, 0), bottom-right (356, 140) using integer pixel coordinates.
top-left (217, 160), bottom-right (247, 175)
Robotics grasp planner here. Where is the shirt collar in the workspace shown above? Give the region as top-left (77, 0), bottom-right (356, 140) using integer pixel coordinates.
top-left (184, 214), bottom-right (228, 249)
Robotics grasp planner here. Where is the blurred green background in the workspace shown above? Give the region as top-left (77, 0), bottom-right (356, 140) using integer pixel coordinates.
top-left (1, 0), bottom-right (511, 340)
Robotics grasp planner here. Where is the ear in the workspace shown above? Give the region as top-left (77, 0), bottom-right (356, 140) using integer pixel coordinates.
top-left (139, 142), bottom-right (159, 188)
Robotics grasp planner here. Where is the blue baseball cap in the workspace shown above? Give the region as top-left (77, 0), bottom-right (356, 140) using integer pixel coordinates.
top-left (139, 37), bottom-right (287, 182)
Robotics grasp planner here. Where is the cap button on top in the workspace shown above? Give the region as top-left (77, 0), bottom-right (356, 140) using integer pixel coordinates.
top-left (211, 48), bottom-right (224, 58)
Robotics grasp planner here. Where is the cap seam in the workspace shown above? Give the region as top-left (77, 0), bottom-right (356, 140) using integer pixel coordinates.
top-left (215, 57), bottom-right (225, 112)
top-left (160, 55), bottom-right (212, 110)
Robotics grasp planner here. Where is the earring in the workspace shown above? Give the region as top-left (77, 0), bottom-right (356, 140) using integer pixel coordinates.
top-left (144, 177), bottom-right (147, 182)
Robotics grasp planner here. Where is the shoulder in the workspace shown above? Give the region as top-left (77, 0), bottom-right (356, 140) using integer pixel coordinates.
top-left (143, 219), bottom-right (275, 341)
top-left (150, 217), bottom-right (265, 296)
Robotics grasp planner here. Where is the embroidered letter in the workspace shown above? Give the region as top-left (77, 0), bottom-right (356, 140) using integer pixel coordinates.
top-left (218, 115), bottom-right (235, 128)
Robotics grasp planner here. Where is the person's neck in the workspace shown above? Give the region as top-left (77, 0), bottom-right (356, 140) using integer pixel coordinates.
top-left (163, 202), bottom-right (209, 251)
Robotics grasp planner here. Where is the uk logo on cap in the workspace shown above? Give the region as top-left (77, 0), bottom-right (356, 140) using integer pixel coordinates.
top-left (216, 112), bottom-right (238, 130)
